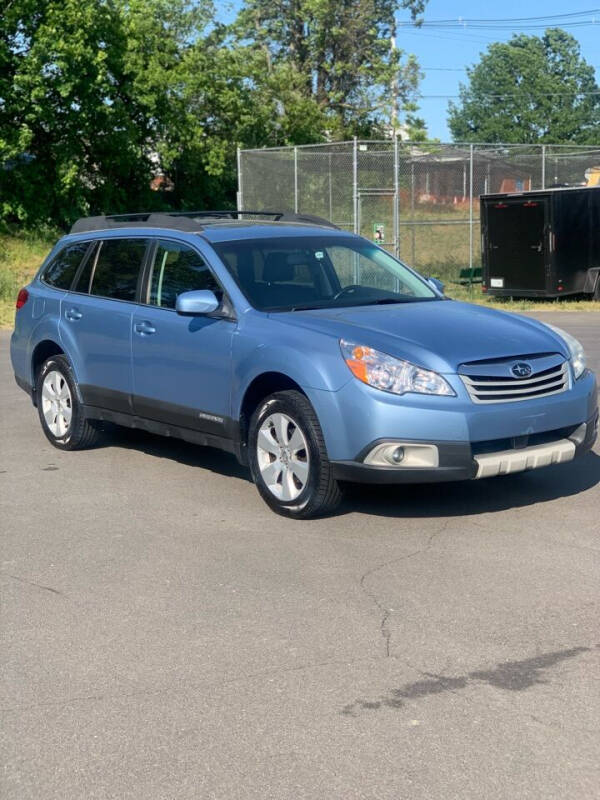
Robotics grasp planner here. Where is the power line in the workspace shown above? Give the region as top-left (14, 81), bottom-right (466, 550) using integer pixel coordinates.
top-left (401, 29), bottom-right (498, 45)
top-left (419, 91), bottom-right (600, 99)
top-left (423, 23), bottom-right (597, 30)
top-left (422, 65), bottom-right (600, 71)
top-left (400, 9), bottom-right (600, 31)
top-left (407, 21), bottom-right (598, 31)
top-left (415, 10), bottom-right (600, 23)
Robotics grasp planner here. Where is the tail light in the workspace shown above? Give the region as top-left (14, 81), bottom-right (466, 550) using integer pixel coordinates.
top-left (16, 288), bottom-right (29, 310)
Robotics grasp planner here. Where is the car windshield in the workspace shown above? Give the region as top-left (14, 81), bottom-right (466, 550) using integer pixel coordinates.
top-left (212, 235), bottom-right (439, 311)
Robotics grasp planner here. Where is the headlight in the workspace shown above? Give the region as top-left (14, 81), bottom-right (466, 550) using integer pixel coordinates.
top-left (340, 340), bottom-right (455, 396)
top-left (544, 324), bottom-right (587, 379)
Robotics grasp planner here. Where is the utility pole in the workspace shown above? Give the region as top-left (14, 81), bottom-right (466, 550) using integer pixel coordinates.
top-left (390, 17), bottom-right (398, 136)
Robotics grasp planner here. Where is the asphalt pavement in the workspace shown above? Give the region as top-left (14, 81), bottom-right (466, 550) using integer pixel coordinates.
top-left (1, 311), bottom-right (599, 800)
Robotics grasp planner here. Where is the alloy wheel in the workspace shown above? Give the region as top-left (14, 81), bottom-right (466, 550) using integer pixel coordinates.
top-left (41, 370), bottom-right (72, 437)
top-left (256, 412), bottom-right (310, 501)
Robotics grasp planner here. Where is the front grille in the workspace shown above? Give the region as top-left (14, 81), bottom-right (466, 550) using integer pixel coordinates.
top-left (461, 361), bottom-right (569, 404)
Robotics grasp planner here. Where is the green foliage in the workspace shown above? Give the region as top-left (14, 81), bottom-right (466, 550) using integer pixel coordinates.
top-left (448, 29), bottom-right (600, 144)
top-left (1, 0), bottom-right (162, 226)
top-left (234, 0), bottom-right (427, 136)
top-left (1, 0), bottom-right (430, 227)
top-left (164, 31), bottom-right (332, 209)
top-left (0, 223), bottom-right (58, 325)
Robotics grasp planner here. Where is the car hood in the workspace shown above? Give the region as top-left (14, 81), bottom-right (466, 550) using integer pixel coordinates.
top-left (271, 300), bottom-right (569, 373)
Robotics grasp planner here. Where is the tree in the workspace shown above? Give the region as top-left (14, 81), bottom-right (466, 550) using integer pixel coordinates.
top-left (234, 0), bottom-right (428, 137)
top-left (0, 0), bottom-right (332, 224)
top-left (0, 0), bottom-right (162, 225)
top-left (161, 27), bottom-right (331, 209)
top-left (1, 0), bottom-right (430, 227)
top-left (448, 29), bottom-right (600, 144)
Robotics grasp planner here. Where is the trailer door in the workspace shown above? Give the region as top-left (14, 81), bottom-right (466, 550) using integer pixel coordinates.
top-left (486, 198), bottom-right (548, 291)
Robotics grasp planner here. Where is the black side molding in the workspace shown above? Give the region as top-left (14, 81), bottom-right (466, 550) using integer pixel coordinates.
top-left (82, 406), bottom-right (241, 458)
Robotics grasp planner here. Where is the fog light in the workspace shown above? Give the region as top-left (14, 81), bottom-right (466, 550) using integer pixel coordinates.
top-left (363, 442), bottom-right (439, 468)
top-left (390, 447), bottom-right (404, 464)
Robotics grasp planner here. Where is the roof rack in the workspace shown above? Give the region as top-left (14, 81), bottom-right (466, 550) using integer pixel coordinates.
top-left (69, 210), bottom-right (339, 234)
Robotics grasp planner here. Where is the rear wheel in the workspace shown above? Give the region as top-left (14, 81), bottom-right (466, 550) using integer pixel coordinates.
top-left (36, 355), bottom-right (102, 450)
top-left (248, 390), bottom-right (342, 519)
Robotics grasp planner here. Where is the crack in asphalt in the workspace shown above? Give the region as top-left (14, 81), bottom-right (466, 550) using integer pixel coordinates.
top-left (5, 644), bottom-right (597, 739)
top-left (1, 572), bottom-right (64, 596)
top-left (0, 653), bottom-right (386, 715)
top-left (359, 520), bottom-right (450, 658)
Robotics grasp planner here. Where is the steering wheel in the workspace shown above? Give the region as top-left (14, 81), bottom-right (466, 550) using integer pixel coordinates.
top-left (332, 284), bottom-right (363, 302)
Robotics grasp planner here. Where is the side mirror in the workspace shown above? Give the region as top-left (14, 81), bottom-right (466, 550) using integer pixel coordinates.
top-left (176, 289), bottom-right (219, 316)
top-left (427, 277), bottom-right (445, 294)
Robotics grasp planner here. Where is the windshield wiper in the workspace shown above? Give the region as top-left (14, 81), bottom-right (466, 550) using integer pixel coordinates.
top-left (364, 296), bottom-right (441, 305)
top-left (289, 304), bottom-right (329, 311)
top-left (363, 298), bottom-right (406, 305)
top-left (288, 296), bottom-right (437, 312)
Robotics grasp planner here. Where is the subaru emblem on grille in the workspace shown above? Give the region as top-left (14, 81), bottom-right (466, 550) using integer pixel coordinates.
top-left (511, 362), bottom-right (532, 378)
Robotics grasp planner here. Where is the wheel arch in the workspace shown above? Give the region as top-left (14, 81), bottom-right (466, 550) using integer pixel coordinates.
top-left (238, 371), bottom-right (306, 449)
top-left (31, 340), bottom-right (65, 402)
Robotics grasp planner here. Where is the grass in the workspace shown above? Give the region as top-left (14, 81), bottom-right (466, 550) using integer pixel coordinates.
top-left (424, 258), bottom-right (600, 311)
top-left (397, 204), bottom-right (600, 311)
top-left (0, 222), bottom-right (598, 330)
top-left (444, 282), bottom-right (600, 312)
top-left (0, 226), bottom-right (57, 328)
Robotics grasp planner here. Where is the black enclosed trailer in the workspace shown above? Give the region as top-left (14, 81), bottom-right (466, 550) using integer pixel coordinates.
top-left (480, 186), bottom-right (600, 299)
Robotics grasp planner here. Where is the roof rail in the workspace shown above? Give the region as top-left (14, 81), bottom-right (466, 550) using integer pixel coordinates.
top-left (70, 210), bottom-right (339, 234)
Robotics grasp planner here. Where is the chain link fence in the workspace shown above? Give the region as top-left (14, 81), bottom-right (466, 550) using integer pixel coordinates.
top-left (238, 140), bottom-right (600, 286)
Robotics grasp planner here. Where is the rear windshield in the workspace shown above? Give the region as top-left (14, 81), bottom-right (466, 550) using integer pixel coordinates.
top-left (212, 236), bottom-right (438, 311)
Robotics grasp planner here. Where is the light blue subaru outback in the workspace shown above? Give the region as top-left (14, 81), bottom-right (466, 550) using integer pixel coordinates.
top-left (11, 211), bottom-right (598, 518)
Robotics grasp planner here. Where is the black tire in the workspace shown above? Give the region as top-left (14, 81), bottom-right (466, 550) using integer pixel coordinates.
top-left (248, 390), bottom-right (342, 519)
top-left (36, 354), bottom-right (102, 450)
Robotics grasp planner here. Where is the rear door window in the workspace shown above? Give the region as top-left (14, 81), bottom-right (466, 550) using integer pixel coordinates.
top-left (71, 241), bottom-right (99, 293)
top-left (147, 240), bottom-right (220, 309)
top-left (89, 238), bottom-right (148, 302)
top-left (43, 242), bottom-right (91, 289)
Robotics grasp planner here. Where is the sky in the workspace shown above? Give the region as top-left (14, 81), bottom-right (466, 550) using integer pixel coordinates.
top-left (215, 1), bottom-right (600, 141)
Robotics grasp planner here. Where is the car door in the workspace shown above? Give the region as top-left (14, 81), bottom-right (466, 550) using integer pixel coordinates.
top-left (61, 236), bottom-right (149, 412)
top-left (131, 238), bottom-right (236, 438)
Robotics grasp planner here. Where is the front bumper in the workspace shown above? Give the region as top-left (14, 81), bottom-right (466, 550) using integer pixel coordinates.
top-left (331, 410), bottom-right (598, 484)
top-left (313, 365), bottom-right (597, 463)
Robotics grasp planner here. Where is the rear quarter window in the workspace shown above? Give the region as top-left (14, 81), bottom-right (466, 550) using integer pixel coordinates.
top-left (42, 242), bottom-right (91, 289)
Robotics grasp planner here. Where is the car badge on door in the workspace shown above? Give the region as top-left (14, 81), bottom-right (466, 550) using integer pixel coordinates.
top-left (511, 362), bottom-right (532, 378)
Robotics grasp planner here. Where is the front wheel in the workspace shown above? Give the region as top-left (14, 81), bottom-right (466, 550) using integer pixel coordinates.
top-left (248, 390), bottom-right (342, 519)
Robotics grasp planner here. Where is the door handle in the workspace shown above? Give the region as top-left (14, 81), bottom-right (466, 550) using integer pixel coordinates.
top-left (134, 321), bottom-right (156, 336)
top-left (65, 307), bottom-right (82, 321)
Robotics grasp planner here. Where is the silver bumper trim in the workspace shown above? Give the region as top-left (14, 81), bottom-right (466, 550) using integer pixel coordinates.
top-left (474, 439), bottom-right (576, 479)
